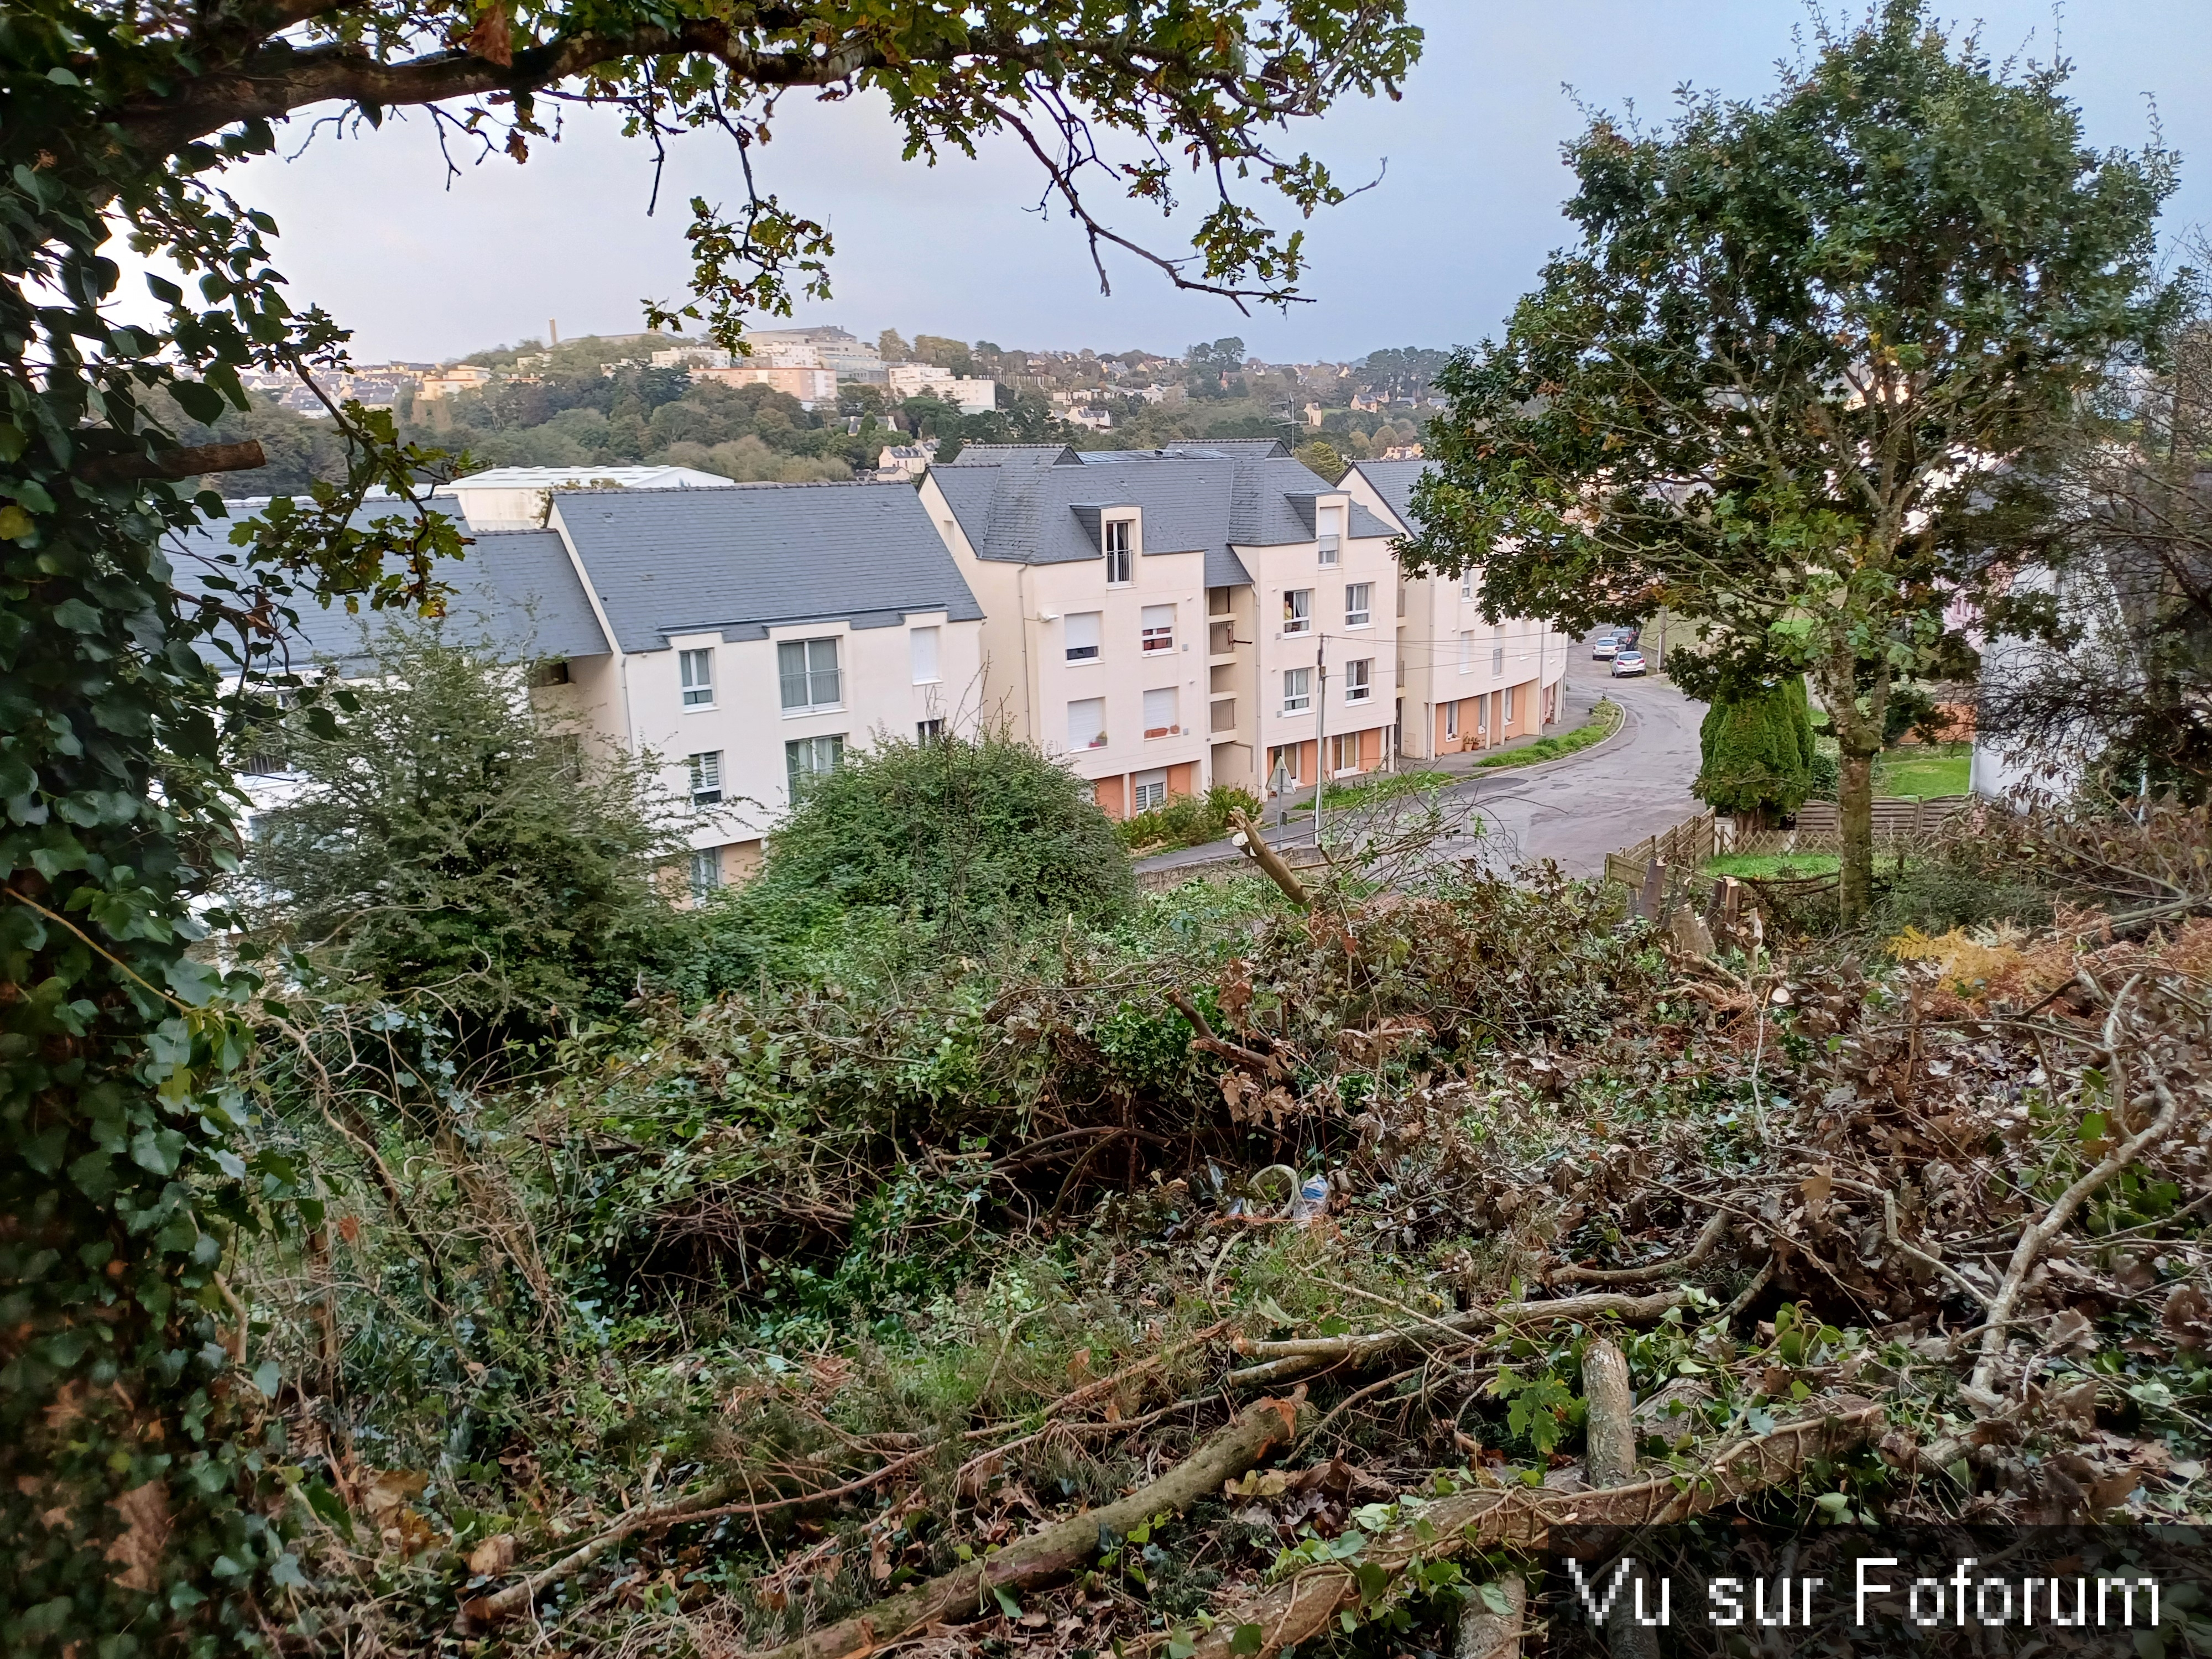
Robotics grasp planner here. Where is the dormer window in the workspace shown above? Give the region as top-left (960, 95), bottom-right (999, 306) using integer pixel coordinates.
top-left (1317, 503), bottom-right (1343, 566)
top-left (1104, 519), bottom-right (1133, 585)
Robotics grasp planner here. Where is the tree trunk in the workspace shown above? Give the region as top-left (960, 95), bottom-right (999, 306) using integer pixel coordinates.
top-left (1837, 748), bottom-right (1876, 924)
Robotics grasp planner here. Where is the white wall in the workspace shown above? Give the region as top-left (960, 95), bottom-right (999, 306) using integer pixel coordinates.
top-left (1240, 500), bottom-right (1400, 779)
top-left (622, 613), bottom-right (984, 849)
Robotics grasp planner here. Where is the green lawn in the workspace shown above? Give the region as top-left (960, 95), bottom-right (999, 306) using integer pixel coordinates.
top-left (1873, 743), bottom-right (1970, 798)
top-left (1702, 852), bottom-right (1842, 880)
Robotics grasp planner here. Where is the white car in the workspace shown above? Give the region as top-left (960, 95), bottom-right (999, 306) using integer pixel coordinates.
top-left (1592, 634), bottom-right (1621, 659)
top-left (1610, 649), bottom-right (1648, 677)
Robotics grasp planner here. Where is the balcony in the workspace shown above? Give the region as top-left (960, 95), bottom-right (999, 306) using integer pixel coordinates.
top-left (1208, 619), bottom-right (1237, 665)
top-left (1210, 699), bottom-right (1237, 735)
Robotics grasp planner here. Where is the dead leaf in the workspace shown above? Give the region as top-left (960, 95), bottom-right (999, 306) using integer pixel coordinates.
top-left (106, 1480), bottom-right (171, 1593)
top-left (467, 1533), bottom-right (515, 1577)
top-left (336, 1215), bottom-right (361, 1246)
top-left (2091, 1470), bottom-right (2141, 1511)
top-left (465, 2), bottom-right (512, 65)
top-left (2046, 1308), bottom-right (2098, 1354)
top-left (1800, 1167), bottom-right (1833, 1224)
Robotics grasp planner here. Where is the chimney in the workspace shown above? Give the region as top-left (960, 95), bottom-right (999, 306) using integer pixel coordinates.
top-left (549, 319), bottom-right (559, 346)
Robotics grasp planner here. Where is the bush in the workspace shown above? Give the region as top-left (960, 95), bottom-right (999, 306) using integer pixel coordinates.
top-left (685, 730), bottom-right (1136, 989)
top-left (1120, 785), bottom-right (1261, 853)
top-left (238, 624), bottom-right (690, 1045)
top-left (1694, 677), bottom-right (1814, 820)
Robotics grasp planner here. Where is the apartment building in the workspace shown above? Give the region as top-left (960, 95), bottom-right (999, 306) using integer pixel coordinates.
top-left (541, 484), bottom-right (984, 888)
top-left (919, 441), bottom-right (1399, 815)
top-left (183, 483), bottom-right (984, 896)
top-left (1342, 458), bottom-right (1569, 759)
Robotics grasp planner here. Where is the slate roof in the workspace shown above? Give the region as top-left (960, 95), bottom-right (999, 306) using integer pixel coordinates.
top-left (932, 443), bottom-right (1390, 592)
top-left (551, 481), bottom-right (983, 653)
top-left (1349, 458), bottom-right (1431, 534)
top-left (168, 503), bottom-right (609, 675)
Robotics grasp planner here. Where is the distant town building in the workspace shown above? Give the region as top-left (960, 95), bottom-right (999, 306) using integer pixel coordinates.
top-left (686, 362), bottom-right (838, 407)
top-left (445, 465), bottom-right (737, 530)
top-left (887, 363), bottom-right (998, 415)
top-left (876, 443), bottom-right (937, 480)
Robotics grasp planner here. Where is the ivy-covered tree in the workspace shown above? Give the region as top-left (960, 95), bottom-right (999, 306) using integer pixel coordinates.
top-left (1399, 1), bottom-right (2174, 920)
top-left (1693, 677), bottom-right (1815, 826)
top-left (0, 1), bottom-right (1420, 1648)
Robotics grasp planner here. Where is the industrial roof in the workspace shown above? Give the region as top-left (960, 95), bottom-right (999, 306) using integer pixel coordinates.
top-left (450, 465), bottom-right (736, 493)
top-left (550, 481), bottom-right (983, 654)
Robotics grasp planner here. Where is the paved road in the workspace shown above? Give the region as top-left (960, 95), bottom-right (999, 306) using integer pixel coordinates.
top-left (1458, 670), bottom-right (1707, 875)
top-left (1135, 661), bottom-right (1707, 880)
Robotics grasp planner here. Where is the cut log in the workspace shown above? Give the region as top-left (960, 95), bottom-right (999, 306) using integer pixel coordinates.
top-left (1550, 1212), bottom-right (1729, 1287)
top-left (1228, 1290), bottom-right (1688, 1386)
top-left (1454, 1573), bottom-right (1525, 1659)
top-left (1183, 1401), bottom-right (1884, 1659)
top-left (75, 440), bottom-right (268, 484)
top-left (742, 1397), bottom-right (1305, 1659)
top-left (1579, 1339), bottom-right (1655, 1659)
top-left (1228, 808), bottom-right (1312, 909)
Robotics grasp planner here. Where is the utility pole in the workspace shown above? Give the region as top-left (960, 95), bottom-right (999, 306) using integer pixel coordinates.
top-left (1311, 632), bottom-right (1328, 846)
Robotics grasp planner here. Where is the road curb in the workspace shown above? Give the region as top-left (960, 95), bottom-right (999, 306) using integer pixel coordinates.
top-left (1131, 690), bottom-right (1645, 875)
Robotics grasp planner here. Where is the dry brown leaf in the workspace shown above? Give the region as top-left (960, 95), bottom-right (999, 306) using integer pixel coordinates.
top-left (106, 1480), bottom-right (171, 1593)
top-left (467, 1532), bottom-right (515, 1577)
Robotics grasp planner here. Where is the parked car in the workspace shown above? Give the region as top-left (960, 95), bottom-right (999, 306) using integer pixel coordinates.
top-left (1592, 633), bottom-right (1621, 659)
top-left (1611, 649), bottom-right (1648, 677)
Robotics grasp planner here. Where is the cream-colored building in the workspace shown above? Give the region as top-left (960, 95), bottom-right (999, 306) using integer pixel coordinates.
top-left (921, 442), bottom-right (1400, 816)
top-left (191, 483), bottom-right (985, 900)
top-left (1342, 458), bottom-right (1568, 759)
top-left (446, 465), bottom-right (735, 531)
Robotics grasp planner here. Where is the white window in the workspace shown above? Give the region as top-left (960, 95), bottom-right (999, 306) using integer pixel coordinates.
top-left (1133, 769), bottom-right (1168, 812)
top-left (1331, 732), bottom-right (1359, 774)
top-left (910, 625), bottom-right (941, 685)
top-left (1344, 582), bottom-right (1372, 628)
top-left (1491, 626), bottom-right (1505, 678)
top-left (1104, 519), bottom-right (1133, 585)
top-left (1140, 604), bottom-right (1175, 654)
top-left (785, 733), bottom-right (844, 794)
top-left (1459, 630), bottom-right (1473, 673)
top-left (1267, 743), bottom-right (1303, 788)
top-left (688, 847), bottom-right (722, 899)
top-left (1283, 589), bottom-right (1312, 635)
top-left (1068, 697), bottom-right (1107, 749)
top-left (1460, 575), bottom-right (1475, 601)
top-left (679, 646), bottom-right (714, 708)
top-left (1282, 667), bottom-right (1312, 714)
top-left (1143, 687), bottom-right (1178, 738)
top-left (1064, 611), bottom-right (1102, 663)
top-left (778, 637), bottom-right (842, 712)
top-left (1344, 659), bottom-right (1373, 703)
top-left (1444, 702), bottom-right (1459, 739)
top-left (1504, 685), bottom-right (1516, 725)
top-left (687, 750), bottom-right (723, 807)
top-left (917, 717), bottom-right (946, 740)
top-left (1317, 504), bottom-right (1342, 566)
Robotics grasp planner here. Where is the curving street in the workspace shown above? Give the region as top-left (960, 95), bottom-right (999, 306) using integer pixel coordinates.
top-left (1134, 655), bottom-right (1708, 880)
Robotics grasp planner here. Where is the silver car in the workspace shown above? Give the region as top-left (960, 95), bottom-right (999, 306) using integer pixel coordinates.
top-left (1592, 633), bottom-right (1620, 659)
top-left (1610, 649), bottom-right (1647, 677)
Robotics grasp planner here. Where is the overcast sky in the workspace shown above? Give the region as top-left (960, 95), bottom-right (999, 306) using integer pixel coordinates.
top-left (178, 2), bottom-right (2212, 365)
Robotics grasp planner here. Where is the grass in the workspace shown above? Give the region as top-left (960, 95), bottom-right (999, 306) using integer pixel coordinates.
top-left (1702, 852), bottom-right (1842, 880)
top-left (1472, 698), bottom-right (1623, 771)
top-left (1874, 742), bottom-right (1970, 799)
top-left (1285, 769), bottom-right (1453, 817)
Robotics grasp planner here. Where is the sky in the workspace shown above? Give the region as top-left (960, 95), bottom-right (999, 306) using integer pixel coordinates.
top-left (159, 1), bottom-right (2212, 366)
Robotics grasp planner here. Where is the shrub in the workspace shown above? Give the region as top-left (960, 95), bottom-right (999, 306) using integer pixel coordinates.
top-left (685, 730), bottom-right (1135, 989)
top-left (238, 623), bottom-right (690, 1044)
top-left (1120, 785), bottom-right (1261, 852)
top-left (1694, 677), bottom-right (1814, 820)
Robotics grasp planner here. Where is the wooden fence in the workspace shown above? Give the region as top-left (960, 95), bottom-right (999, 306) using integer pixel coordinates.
top-left (1602, 810), bottom-right (1717, 890)
top-left (1720, 794), bottom-right (1974, 857)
